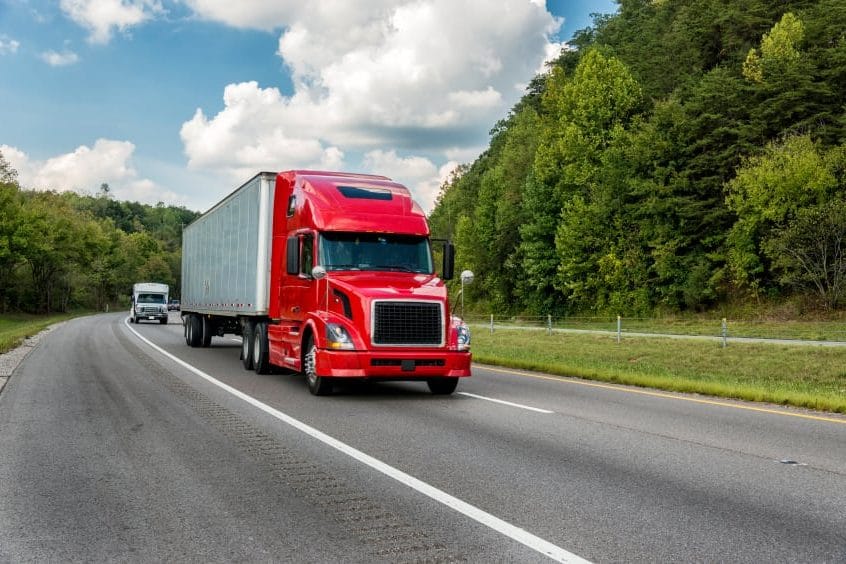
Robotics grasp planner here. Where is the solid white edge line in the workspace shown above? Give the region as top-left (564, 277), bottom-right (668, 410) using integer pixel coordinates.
top-left (123, 317), bottom-right (590, 564)
top-left (457, 392), bottom-right (554, 414)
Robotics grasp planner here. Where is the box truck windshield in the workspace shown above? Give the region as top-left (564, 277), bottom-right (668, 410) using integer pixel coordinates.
top-left (137, 293), bottom-right (166, 304)
top-left (319, 232), bottom-right (433, 273)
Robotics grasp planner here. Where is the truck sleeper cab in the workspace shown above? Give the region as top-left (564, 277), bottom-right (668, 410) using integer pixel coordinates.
top-left (180, 171), bottom-right (471, 396)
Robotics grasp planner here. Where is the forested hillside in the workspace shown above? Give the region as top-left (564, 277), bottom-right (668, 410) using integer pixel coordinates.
top-left (430, 0), bottom-right (846, 315)
top-left (0, 154), bottom-right (199, 313)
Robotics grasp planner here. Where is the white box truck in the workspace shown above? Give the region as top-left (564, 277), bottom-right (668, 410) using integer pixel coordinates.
top-left (130, 282), bottom-right (169, 324)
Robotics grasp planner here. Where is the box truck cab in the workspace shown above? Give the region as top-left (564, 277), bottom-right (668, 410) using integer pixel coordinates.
top-left (131, 282), bottom-right (169, 324)
top-left (181, 171), bottom-right (472, 395)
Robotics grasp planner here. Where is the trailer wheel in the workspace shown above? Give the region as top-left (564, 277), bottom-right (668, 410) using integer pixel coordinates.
top-left (427, 378), bottom-right (458, 395)
top-left (304, 334), bottom-right (332, 396)
top-left (241, 321), bottom-right (255, 370)
top-left (253, 322), bottom-right (270, 374)
top-left (186, 314), bottom-right (203, 347)
top-left (201, 316), bottom-right (213, 347)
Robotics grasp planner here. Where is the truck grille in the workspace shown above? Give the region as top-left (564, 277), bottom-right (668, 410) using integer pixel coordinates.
top-left (372, 301), bottom-right (443, 346)
top-left (138, 305), bottom-right (162, 314)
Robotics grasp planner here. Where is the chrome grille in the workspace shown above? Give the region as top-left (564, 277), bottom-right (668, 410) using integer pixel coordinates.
top-left (372, 301), bottom-right (443, 346)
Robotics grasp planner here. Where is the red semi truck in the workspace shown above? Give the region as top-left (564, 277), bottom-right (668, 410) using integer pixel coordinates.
top-left (181, 170), bottom-right (472, 395)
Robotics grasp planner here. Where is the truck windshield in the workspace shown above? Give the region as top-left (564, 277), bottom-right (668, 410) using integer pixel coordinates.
top-left (137, 293), bottom-right (166, 304)
top-left (319, 233), bottom-right (433, 274)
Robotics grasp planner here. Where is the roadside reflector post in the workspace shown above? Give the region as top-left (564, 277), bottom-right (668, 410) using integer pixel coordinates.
top-left (617, 315), bottom-right (622, 344)
top-left (490, 314), bottom-right (494, 334)
top-left (547, 314), bottom-right (552, 335)
top-left (722, 318), bottom-right (728, 348)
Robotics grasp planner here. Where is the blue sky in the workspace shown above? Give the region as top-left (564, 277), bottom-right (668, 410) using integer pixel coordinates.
top-left (0, 0), bottom-right (616, 212)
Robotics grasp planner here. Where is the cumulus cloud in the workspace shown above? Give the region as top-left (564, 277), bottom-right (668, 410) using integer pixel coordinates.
top-left (0, 36), bottom-right (20, 55)
top-left (60, 0), bottom-right (163, 44)
top-left (40, 50), bottom-right (80, 66)
top-left (363, 150), bottom-right (458, 213)
top-left (180, 0), bottom-right (562, 209)
top-left (1, 140), bottom-right (179, 205)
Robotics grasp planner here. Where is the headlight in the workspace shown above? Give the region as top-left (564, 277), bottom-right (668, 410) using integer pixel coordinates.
top-left (326, 323), bottom-right (355, 350)
top-left (456, 322), bottom-right (471, 351)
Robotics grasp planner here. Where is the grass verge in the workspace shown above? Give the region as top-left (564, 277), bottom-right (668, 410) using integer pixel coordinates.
top-left (0, 313), bottom-right (86, 355)
top-left (472, 329), bottom-right (846, 414)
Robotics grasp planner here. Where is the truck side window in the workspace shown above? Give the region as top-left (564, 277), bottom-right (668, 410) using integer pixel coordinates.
top-left (287, 195), bottom-right (296, 217)
top-left (301, 234), bottom-right (314, 276)
top-left (286, 236), bottom-right (299, 275)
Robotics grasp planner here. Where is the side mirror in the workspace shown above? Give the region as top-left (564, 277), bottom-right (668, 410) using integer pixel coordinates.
top-left (312, 265), bottom-right (327, 280)
top-left (443, 243), bottom-right (455, 280)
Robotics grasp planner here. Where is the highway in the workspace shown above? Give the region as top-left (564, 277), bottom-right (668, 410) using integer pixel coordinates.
top-left (1, 313), bottom-right (844, 562)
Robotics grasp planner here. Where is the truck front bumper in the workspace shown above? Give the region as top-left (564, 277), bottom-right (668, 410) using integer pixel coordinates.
top-left (315, 349), bottom-right (471, 379)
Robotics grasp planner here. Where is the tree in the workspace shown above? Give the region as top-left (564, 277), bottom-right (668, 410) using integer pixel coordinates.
top-left (764, 200), bottom-right (846, 310)
top-left (726, 134), bottom-right (841, 293)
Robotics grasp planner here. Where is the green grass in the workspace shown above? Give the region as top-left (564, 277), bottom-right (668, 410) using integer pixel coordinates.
top-left (0, 313), bottom-right (85, 355)
top-left (471, 329), bottom-right (846, 414)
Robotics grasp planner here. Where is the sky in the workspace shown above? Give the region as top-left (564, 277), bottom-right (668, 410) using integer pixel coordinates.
top-left (0, 0), bottom-right (617, 213)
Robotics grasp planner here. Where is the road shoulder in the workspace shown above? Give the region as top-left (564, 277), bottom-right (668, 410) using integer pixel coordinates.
top-left (0, 325), bottom-right (61, 394)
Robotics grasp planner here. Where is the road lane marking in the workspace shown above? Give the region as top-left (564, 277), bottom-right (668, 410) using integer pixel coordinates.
top-left (476, 364), bottom-right (846, 426)
top-left (124, 318), bottom-right (590, 564)
top-left (458, 392), bottom-right (553, 414)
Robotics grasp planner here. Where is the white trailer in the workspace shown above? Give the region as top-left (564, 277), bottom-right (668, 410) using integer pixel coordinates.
top-left (181, 172), bottom-right (275, 317)
top-left (130, 282), bottom-right (169, 324)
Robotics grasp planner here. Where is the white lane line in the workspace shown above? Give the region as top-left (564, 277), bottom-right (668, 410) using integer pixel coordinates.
top-left (123, 318), bottom-right (589, 563)
top-left (457, 392), bottom-right (554, 414)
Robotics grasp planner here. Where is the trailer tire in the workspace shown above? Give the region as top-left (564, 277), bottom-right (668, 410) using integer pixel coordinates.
top-left (186, 314), bottom-right (203, 347)
top-left (427, 378), bottom-right (458, 395)
top-left (241, 320), bottom-right (255, 370)
top-left (253, 322), bottom-right (270, 374)
top-left (201, 316), bottom-right (213, 347)
top-left (304, 334), bottom-right (332, 396)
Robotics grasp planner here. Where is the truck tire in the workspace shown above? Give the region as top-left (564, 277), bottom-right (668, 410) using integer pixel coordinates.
top-left (201, 316), bottom-right (213, 347)
top-left (241, 321), bottom-right (255, 370)
top-left (427, 378), bottom-right (458, 395)
top-left (160, 317), bottom-right (167, 325)
top-left (304, 334), bottom-right (332, 396)
top-left (253, 322), bottom-right (270, 374)
top-left (186, 314), bottom-right (203, 347)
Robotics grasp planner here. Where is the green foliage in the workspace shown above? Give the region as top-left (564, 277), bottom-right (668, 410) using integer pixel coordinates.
top-left (429, 0), bottom-right (846, 316)
top-left (726, 134), bottom-right (841, 292)
top-left (0, 149), bottom-right (198, 313)
top-left (763, 200), bottom-right (846, 309)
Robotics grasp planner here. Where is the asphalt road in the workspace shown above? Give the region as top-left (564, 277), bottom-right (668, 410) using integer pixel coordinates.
top-left (1, 312), bottom-right (844, 563)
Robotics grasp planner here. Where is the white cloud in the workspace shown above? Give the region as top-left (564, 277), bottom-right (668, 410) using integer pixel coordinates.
top-left (60, 0), bottom-right (163, 44)
top-left (362, 150), bottom-right (458, 213)
top-left (1, 140), bottom-right (179, 205)
top-left (180, 0), bottom-right (562, 210)
top-left (40, 50), bottom-right (80, 66)
top-left (0, 36), bottom-right (20, 55)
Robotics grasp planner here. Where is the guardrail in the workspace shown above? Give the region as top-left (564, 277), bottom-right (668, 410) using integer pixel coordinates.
top-left (463, 314), bottom-right (846, 347)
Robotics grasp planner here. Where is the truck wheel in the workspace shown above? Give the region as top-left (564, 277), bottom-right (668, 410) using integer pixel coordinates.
top-left (201, 316), bottom-right (213, 347)
top-left (241, 321), bottom-right (255, 370)
top-left (427, 378), bottom-right (458, 395)
top-left (304, 335), bottom-right (332, 396)
top-left (160, 317), bottom-right (167, 325)
top-left (253, 322), bottom-right (270, 374)
top-left (186, 314), bottom-right (203, 347)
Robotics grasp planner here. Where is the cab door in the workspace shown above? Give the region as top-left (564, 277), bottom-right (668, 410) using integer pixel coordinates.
top-left (279, 232), bottom-right (315, 367)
